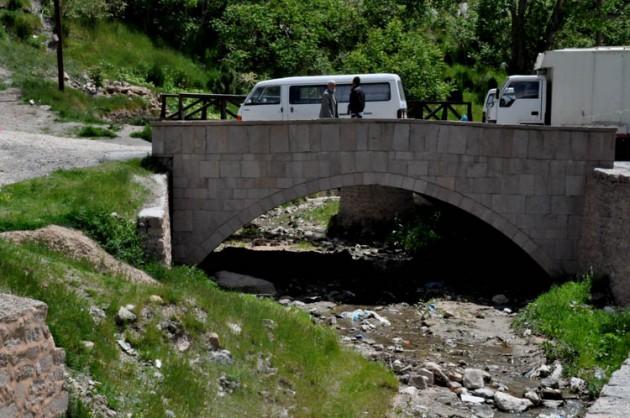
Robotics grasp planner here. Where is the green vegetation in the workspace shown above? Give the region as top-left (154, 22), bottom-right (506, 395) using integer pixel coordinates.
top-left (516, 278), bottom-right (630, 394)
top-left (0, 161), bottom-right (397, 416)
top-left (77, 125), bottom-right (117, 138)
top-left (66, 22), bottom-right (211, 90)
top-left (20, 78), bottom-right (147, 123)
top-left (303, 199), bottom-right (339, 227)
top-left (130, 124), bottom-right (152, 142)
top-left (0, 159), bottom-right (148, 231)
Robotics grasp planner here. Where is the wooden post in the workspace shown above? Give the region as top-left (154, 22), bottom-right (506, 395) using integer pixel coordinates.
top-left (53, 0), bottom-right (64, 91)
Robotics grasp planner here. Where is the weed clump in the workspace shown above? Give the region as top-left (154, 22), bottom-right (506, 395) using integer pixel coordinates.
top-left (78, 125), bottom-right (117, 138)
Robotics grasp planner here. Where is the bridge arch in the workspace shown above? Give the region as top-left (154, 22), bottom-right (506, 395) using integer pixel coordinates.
top-left (196, 172), bottom-right (554, 274)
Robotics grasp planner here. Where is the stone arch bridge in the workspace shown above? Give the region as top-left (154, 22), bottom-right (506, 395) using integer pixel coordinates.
top-left (152, 119), bottom-right (616, 276)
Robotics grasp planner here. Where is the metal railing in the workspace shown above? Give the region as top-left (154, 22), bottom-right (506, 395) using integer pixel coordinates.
top-left (160, 93), bottom-right (246, 120)
top-left (407, 100), bottom-right (473, 122)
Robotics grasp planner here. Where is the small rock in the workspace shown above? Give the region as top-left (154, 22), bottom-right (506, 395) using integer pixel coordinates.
top-left (492, 294), bottom-right (510, 305)
top-left (569, 377), bottom-right (586, 393)
top-left (155, 359), bottom-right (162, 369)
top-left (176, 336), bottom-right (191, 352)
top-left (472, 387), bottom-right (495, 399)
top-left (149, 295), bottom-right (164, 304)
top-left (262, 319), bottom-right (277, 330)
top-left (208, 332), bottom-right (221, 350)
top-left (227, 322), bottom-right (242, 335)
top-left (493, 391), bottom-right (533, 413)
top-left (165, 411), bottom-right (175, 418)
top-left (542, 399), bottom-right (564, 409)
top-left (28, 99), bottom-right (35, 105)
top-left (417, 368), bottom-right (434, 385)
top-left (463, 368), bottom-right (485, 389)
top-left (116, 339), bottom-right (136, 356)
top-left (209, 349), bottom-right (233, 365)
top-left (524, 390), bottom-right (541, 405)
top-left (447, 370), bottom-right (463, 383)
top-left (408, 373), bottom-right (428, 389)
top-left (392, 359), bottom-right (404, 373)
top-left (116, 306), bottom-right (136, 324)
top-left (81, 341), bottom-right (95, 351)
top-left (399, 385), bottom-right (418, 396)
top-left (471, 404), bottom-right (495, 418)
top-left (424, 362), bottom-right (450, 386)
top-left (541, 387), bottom-right (563, 400)
top-left (460, 393), bottom-right (485, 404)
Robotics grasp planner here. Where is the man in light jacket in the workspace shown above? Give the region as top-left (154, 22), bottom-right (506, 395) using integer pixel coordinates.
top-left (319, 81), bottom-right (338, 118)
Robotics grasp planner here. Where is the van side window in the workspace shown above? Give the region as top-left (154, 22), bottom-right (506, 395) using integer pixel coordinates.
top-left (245, 86), bottom-right (281, 105)
top-left (510, 81), bottom-right (540, 99)
top-left (289, 85), bottom-right (326, 104)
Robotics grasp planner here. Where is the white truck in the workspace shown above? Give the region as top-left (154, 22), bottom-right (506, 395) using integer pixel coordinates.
top-left (488, 47), bottom-right (630, 140)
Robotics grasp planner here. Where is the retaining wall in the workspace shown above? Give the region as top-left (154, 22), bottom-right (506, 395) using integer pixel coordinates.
top-left (579, 162), bottom-right (630, 305)
top-left (137, 174), bottom-right (172, 265)
top-left (0, 293), bottom-right (68, 418)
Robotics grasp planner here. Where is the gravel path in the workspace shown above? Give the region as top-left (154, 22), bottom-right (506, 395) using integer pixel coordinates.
top-left (0, 70), bottom-right (151, 186)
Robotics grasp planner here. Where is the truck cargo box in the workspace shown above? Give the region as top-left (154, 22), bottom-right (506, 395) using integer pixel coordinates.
top-left (534, 47), bottom-right (630, 134)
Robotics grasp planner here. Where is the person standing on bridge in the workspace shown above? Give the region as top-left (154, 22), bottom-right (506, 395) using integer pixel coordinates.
top-left (348, 76), bottom-right (365, 118)
top-left (319, 81), bottom-right (338, 118)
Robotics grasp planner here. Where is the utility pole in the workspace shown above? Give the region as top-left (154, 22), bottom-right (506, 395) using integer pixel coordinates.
top-left (53, 0), bottom-right (64, 91)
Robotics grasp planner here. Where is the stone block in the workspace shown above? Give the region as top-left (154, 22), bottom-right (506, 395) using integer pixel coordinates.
top-left (206, 125), bottom-right (229, 153)
top-left (566, 175), bottom-right (585, 196)
top-left (393, 123), bottom-right (410, 151)
top-left (511, 130), bottom-right (528, 158)
top-left (370, 152), bottom-right (388, 172)
top-left (248, 125), bottom-right (271, 154)
top-left (241, 161), bottom-right (263, 178)
top-left (200, 161), bottom-right (219, 178)
top-left (339, 152), bottom-right (356, 173)
top-left (527, 130), bottom-right (545, 159)
top-left (321, 125), bottom-right (340, 151)
top-left (289, 125), bottom-right (310, 152)
top-left (525, 195), bottom-right (550, 214)
top-left (219, 161), bottom-right (240, 178)
top-left (270, 125), bottom-right (290, 153)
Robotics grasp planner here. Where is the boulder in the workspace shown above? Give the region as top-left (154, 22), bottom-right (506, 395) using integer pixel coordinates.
top-left (116, 306), bottom-right (136, 324)
top-left (463, 368), bottom-right (485, 389)
top-left (423, 362), bottom-right (450, 386)
top-left (493, 392), bottom-right (533, 413)
top-left (215, 271), bottom-right (276, 295)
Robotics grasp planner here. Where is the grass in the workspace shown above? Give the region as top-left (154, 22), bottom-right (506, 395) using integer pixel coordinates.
top-left (0, 159), bottom-right (149, 232)
top-left (19, 78), bottom-right (148, 124)
top-left (516, 278), bottom-right (630, 394)
top-left (66, 21), bottom-right (211, 91)
top-left (303, 199), bottom-right (340, 227)
top-left (78, 125), bottom-right (118, 138)
top-left (130, 124), bottom-right (152, 141)
top-left (0, 160), bottom-right (398, 416)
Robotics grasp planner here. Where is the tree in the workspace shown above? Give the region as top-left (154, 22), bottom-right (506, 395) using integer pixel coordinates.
top-left (343, 19), bottom-right (451, 100)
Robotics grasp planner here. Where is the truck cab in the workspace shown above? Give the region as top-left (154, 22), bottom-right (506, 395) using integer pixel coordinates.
top-left (496, 75), bottom-right (546, 125)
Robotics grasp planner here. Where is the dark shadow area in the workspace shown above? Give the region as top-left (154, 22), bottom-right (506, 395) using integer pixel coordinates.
top-left (616, 135), bottom-right (630, 161)
top-left (200, 193), bottom-right (552, 307)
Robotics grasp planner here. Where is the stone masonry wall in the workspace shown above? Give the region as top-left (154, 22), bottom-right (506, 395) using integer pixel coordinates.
top-left (152, 119), bottom-right (616, 274)
top-left (579, 162), bottom-right (630, 305)
top-left (332, 185), bottom-right (415, 238)
top-left (0, 293), bottom-right (68, 418)
top-left (137, 174), bottom-right (172, 265)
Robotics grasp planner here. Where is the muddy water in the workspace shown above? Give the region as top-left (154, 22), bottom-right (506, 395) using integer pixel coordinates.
top-left (202, 197), bottom-right (590, 417)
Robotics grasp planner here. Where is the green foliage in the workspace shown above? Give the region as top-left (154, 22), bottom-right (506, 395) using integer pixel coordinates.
top-left (69, 208), bottom-right (146, 267)
top-left (19, 79), bottom-right (147, 124)
top-left (6, 0), bottom-right (31, 11)
top-left (516, 278), bottom-right (630, 394)
top-left (66, 21), bottom-right (210, 90)
top-left (389, 206), bottom-right (443, 253)
top-left (77, 125), bottom-right (117, 138)
top-left (0, 10), bottom-right (41, 40)
top-left (130, 124), bottom-right (152, 142)
top-left (343, 19), bottom-right (451, 100)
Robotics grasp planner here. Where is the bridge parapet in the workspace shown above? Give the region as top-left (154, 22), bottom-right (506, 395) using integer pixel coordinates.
top-left (153, 119), bottom-right (616, 275)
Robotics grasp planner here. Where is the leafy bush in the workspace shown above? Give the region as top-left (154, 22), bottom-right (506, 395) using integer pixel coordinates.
top-left (389, 208), bottom-right (442, 253)
top-left (516, 278), bottom-right (630, 394)
top-left (69, 208), bottom-right (146, 266)
top-left (77, 125), bottom-right (117, 138)
top-left (6, 0), bottom-right (31, 11)
top-left (146, 63), bottom-right (165, 87)
top-left (1, 11), bottom-right (41, 40)
top-left (130, 124), bottom-right (152, 142)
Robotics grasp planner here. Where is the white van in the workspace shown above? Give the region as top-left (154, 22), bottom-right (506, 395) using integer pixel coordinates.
top-left (237, 73), bottom-right (407, 121)
top-left (482, 88), bottom-right (497, 123)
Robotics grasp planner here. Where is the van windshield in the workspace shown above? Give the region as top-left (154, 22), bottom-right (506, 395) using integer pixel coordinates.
top-left (289, 82), bottom-right (391, 104)
top-left (245, 86), bottom-right (281, 105)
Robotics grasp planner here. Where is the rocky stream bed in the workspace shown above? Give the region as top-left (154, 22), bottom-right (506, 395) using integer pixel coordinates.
top-left (204, 195), bottom-right (594, 417)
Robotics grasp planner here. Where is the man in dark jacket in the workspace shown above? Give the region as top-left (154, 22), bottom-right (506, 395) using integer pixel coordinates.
top-left (348, 76), bottom-right (366, 118)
